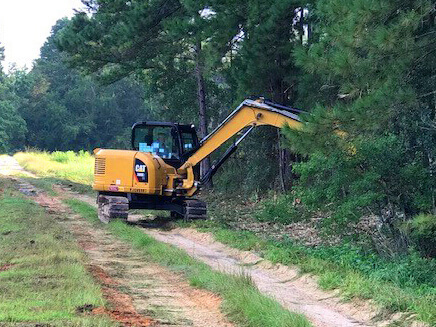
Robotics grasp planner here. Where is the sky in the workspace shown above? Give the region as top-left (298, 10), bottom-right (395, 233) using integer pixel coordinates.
top-left (0, 0), bottom-right (83, 71)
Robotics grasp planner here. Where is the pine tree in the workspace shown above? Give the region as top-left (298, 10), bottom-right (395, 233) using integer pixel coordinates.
top-left (57, 0), bottom-right (224, 179)
top-left (285, 0), bottom-right (436, 235)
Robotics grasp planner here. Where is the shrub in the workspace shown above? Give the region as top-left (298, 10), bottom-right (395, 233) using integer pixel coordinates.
top-left (402, 214), bottom-right (436, 258)
top-left (255, 193), bottom-right (308, 224)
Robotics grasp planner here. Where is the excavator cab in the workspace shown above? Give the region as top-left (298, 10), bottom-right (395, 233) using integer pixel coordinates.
top-left (131, 122), bottom-right (199, 168)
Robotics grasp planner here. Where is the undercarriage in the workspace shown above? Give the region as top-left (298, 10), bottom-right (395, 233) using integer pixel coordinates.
top-left (97, 192), bottom-right (207, 223)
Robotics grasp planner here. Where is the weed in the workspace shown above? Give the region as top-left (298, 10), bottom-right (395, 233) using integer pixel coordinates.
top-left (401, 214), bottom-right (436, 257)
top-left (255, 193), bottom-right (309, 224)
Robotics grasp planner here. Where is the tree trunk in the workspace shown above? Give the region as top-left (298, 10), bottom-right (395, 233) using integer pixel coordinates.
top-left (278, 129), bottom-right (294, 192)
top-left (194, 40), bottom-right (212, 187)
top-left (273, 78), bottom-right (294, 192)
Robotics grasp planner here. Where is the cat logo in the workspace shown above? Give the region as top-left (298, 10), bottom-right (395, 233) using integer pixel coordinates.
top-left (135, 164), bottom-right (146, 173)
top-left (134, 158), bottom-right (148, 183)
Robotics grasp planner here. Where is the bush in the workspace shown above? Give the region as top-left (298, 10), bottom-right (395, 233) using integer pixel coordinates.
top-left (402, 214), bottom-right (436, 258)
top-left (255, 193), bottom-right (308, 224)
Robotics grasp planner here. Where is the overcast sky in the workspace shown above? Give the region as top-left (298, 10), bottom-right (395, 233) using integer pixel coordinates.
top-left (0, 0), bottom-right (83, 71)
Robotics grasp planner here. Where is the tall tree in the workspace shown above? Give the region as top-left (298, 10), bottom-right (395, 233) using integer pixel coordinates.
top-left (18, 19), bottom-right (150, 151)
top-left (205, 0), bottom-right (312, 191)
top-left (56, 0), bottom-right (224, 179)
top-left (0, 45), bottom-right (27, 153)
top-left (285, 0), bottom-right (435, 240)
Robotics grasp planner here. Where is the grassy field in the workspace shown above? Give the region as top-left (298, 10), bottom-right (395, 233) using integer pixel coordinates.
top-left (14, 150), bottom-right (94, 185)
top-left (65, 198), bottom-right (311, 327)
top-left (0, 178), bottom-right (115, 326)
top-left (13, 150), bottom-right (436, 325)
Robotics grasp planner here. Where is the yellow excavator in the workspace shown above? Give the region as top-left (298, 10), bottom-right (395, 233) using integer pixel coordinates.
top-left (93, 97), bottom-right (303, 223)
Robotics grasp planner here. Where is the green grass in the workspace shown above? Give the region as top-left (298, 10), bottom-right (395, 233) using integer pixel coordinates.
top-left (14, 150), bottom-right (436, 325)
top-left (0, 178), bottom-right (116, 326)
top-left (186, 221), bottom-right (436, 325)
top-left (14, 150), bottom-right (94, 185)
top-left (65, 198), bottom-right (312, 327)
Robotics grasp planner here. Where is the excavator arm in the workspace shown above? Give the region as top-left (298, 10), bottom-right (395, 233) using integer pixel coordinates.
top-left (177, 98), bottom-right (304, 192)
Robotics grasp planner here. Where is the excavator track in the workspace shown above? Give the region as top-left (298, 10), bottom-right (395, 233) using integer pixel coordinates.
top-left (97, 194), bottom-right (129, 223)
top-left (179, 199), bottom-right (207, 220)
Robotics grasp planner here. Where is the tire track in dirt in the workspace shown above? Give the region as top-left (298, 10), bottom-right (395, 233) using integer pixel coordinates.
top-left (141, 228), bottom-right (428, 327)
top-left (13, 179), bottom-right (234, 327)
top-left (3, 158), bottom-right (424, 327)
top-left (145, 228), bottom-right (370, 327)
top-left (56, 185), bottom-right (423, 327)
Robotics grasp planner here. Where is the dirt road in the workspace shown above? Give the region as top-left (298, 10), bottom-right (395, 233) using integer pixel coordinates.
top-left (70, 192), bottom-right (424, 327)
top-left (55, 187), bottom-right (398, 327)
top-left (1, 158), bottom-right (233, 327)
top-left (1, 156), bottom-right (422, 327)
top-left (0, 155), bottom-right (34, 177)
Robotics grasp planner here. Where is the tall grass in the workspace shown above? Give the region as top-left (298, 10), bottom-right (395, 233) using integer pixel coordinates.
top-left (14, 150), bottom-right (94, 185)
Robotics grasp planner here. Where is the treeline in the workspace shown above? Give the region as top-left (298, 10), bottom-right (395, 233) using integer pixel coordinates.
top-left (58, 0), bottom-right (435, 251)
top-left (0, 1), bottom-right (435, 254)
top-left (0, 20), bottom-right (151, 153)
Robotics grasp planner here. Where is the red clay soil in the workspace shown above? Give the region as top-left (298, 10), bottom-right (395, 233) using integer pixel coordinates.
top-left (24, 182), bottom-right (154, 327)
top-left (0, 264), bottom-right (14, 272)
top-left (33, 193), bottom-right (67, 214)
top-left (88, 265), bottom-right (154, 327)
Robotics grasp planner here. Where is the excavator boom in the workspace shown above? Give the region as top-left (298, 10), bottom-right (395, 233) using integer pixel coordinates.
top-left (181, 99), bottom-right (303, 169)
top-left (177, 98), bottom-right (303, 191)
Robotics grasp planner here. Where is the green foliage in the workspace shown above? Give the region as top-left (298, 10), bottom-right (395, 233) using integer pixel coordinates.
top-left (0, 100), bottom-right (27, 153)
top-left (56, 0), bottom-right (229, 128)
top-left (402, 214), bottom-right (436, 257)
top-left (0, 47), bottom-right (27, 153)
top-left (289, 135), bottom-right (432, 225)
top-left (285, 0), bottom-right (436, 231)
top-left (12, 19), bottom-right (151, 152)
top-left (213, 127), bottom-right (281, 193)
top-left (50, 150), bottom-right (90, 163)
top-left (256, 193), bottom-right (307, 224)
top-left (194, 220), bottom-right (436, 324)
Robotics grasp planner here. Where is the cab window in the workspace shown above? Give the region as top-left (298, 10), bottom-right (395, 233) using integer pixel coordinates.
top-left (181, 132), bottom-right (196, 153)
top-left (133, 125), bottom-right (179, 159)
